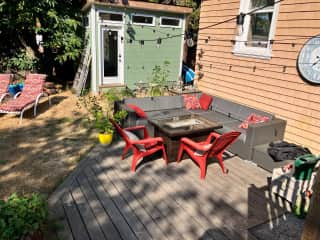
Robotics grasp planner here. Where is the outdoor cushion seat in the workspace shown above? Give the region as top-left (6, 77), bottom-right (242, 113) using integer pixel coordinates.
top-left (237, 105), bottom-right (274, 121)
top-left (159, 108), bottom-right (190, 118)
top-left (146, 108), bottom-right (191, 120)
top-left (0, 74), bottom-right (13, 103)
top-left (146, 111), bottom-right (165, 119)
top-left (187, 109), bottom-right (208, 115)
top-left (0, 96), bottom-right (36, 112)
top-left (200, 111), bottom-right (239, 125)
top-left (0, 74), bottom-right (50, 123)
top-left (215, 121), bottom-right (246, 143)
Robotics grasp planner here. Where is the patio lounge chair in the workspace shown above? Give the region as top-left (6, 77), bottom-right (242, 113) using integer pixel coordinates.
top-left (0, 74), bottom-right (50, 123)
top-left (110, 119), bottom-right (168, 172)
top-left (177, 131), bottom-right (241, 179)
top-left (0, 74), bottom-right (13, 103)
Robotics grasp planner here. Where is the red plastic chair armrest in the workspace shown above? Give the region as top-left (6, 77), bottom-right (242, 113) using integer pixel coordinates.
top-left (124, 125), bottom-right (147, 131)
top-left (124, 125), bottom-right (149, 138)
top-left (131, 137), bottom-right (163, 146)
top-left (181, 138), bottom-right (212, 152)
top-left (205, 132), bottom-right (221, 144)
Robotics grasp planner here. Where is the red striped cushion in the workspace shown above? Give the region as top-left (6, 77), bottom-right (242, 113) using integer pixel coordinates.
top-left (0, 96), bottom-right (36, 112)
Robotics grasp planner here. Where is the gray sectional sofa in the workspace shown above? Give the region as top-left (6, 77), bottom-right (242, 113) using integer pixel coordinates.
top-left (115, 94), bottom-right (286, 161)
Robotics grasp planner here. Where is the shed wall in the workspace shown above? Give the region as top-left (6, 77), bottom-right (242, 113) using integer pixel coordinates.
top-left (196, 0), bottom-right (320, 154)
top-left (93, 5), bottom-right (185, 89)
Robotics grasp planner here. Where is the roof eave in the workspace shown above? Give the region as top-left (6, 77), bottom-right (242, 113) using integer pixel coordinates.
top-left (82, 0), bottom-right (193, 14)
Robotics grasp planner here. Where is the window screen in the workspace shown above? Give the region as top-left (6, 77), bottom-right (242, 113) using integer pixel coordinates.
top-left (99, 13), bottom-right (123, 22)
top-left (132, 15), bottom-right (154, 25)
top-left (161, 17), bottom-right (180, 27)
top-left (247, 12), bottom-right (273, 47)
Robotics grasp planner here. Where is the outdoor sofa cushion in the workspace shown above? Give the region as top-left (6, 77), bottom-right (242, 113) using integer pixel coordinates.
top-left (200, 111), bottom-right (239, 125)
top-left (215, 121), bottom-right (247, 143)
top-left (239, 113), bottom-right (270, 129)
top-left (211, 97), bottom-right (242, 118)
top-left (237, 105), bottom-right (274, 121)
top-left (146, 108), bottom-right (190, 120)
top-left (183, 94), bottom-right (200, 110)
top-left (125, 96), bottom-right (184, 112)
top-left (199, 93), bottom-right (213, 110)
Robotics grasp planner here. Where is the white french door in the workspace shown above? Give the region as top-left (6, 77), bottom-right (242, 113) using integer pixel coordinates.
top-left (101, 26), bottom-right (124, 85)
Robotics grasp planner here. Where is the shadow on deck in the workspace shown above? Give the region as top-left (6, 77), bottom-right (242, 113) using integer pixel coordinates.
top-left (48, 140), bottom-right (290, 240)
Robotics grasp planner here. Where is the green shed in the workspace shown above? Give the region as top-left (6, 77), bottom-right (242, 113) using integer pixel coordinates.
top-left (82, 0), bottom-right (192, 93)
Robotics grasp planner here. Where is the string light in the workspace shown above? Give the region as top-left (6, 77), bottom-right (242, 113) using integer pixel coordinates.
top-left (124, 0), bottom-right (285, 43)
top-left (196, 60), bottom-right (319, 73)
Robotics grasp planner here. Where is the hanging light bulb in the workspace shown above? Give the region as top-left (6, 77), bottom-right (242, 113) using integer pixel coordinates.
top-left (185, 31), bottom-right (194, 47)
top-left (157, 38), bottom-right (162, 48)
top-left (235, 13), bottom-right (245, 36)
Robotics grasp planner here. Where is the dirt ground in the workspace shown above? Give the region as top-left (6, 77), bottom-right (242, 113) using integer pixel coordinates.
top-left (0, 91), bottom-right (97, 200)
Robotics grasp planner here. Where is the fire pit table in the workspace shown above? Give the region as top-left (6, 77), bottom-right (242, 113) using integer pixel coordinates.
top-left (149, 115), bottom-right (223, 162)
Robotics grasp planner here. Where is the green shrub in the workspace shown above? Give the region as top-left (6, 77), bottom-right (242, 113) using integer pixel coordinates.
top-left (0, 193), bottom-right (48, 240)
top-left (4, 50), bottom-right (38, 72)
top-left (77, 93), bottom-right (127, 134)
top-left (149, 61), bottom-right (170, 97)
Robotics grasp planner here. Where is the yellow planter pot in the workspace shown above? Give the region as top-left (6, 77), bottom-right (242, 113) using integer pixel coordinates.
top-left (98, 133), bottom-right (113, 145)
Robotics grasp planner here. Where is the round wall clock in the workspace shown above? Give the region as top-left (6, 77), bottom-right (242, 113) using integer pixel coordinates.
top-left (297, 35), bottom-right (320, 84)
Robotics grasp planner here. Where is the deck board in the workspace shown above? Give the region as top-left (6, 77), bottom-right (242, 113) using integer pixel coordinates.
top-left (97, 162), bottom-right (168, 239)
top-left (49, 142), bottom-right (288, 240)
top-left (77, 174), bottom-right (122, 240)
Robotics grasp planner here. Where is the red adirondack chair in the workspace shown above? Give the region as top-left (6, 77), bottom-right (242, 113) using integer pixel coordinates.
top-left (110, 119), bottom-right (168, 172)
top-left (0, 74), bottom-right (13, 102)
top-left (0, 74), bottom-right (50, 123)
top-left (177, 131), bottom-right (241, 179)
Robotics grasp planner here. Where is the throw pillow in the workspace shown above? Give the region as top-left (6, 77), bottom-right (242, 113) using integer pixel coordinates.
top-left (199, 93), bottom-right (213, 110)
top-left (183, 94), bottom-right (201, 110)
top-left (239, 113), bottom-right (270, 129)
top-left (126, 104), bottom-right (147, 118)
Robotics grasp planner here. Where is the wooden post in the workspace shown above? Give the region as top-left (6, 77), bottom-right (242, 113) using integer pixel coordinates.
top-left (301, 169), bottom-right (320, 240)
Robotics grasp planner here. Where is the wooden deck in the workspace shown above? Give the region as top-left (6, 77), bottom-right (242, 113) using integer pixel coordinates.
top-left (48, 141), bottom-right (289, 240)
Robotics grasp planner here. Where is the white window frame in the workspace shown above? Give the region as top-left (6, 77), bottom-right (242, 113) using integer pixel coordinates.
top-left (233, 0), bottom-right (280, 59)
top-left (131, 13), bottom-right (155, 26)
top-left (98, 10), bottom-right (125, 24)
top-left (159, 16), bottom-right (182, 28)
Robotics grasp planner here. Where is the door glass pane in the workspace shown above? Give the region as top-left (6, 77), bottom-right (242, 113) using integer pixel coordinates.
top-left (247, 12), bottom-right (273, 48)
top-left (103, 30), bottom-right (118, 77)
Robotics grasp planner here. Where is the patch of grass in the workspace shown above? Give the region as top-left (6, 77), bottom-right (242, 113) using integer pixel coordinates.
top-left (0, 159), bottom-right (7, 165)
top-left (59, 117), bottom-right (73, 123)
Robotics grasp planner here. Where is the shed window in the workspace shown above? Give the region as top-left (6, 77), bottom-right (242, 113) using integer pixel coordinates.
top-left (99, 12), bottom-right (123, 22)
top-left (132, 14), bottom-right (155, 26)
top-left (233, 0), bottom-right (280, 59)
top-left (160, 17), bottom-right (181, 28)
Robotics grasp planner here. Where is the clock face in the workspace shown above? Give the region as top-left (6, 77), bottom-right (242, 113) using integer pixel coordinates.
top-left (297, 35), bottom-right (320, 84)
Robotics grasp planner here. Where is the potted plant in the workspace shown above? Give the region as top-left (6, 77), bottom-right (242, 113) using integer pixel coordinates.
top-left (0, 193), bottom-right (48, 240)
top-left (94, 111), bottom-right (114, 145)
top-left (77, 93), bottom-right (127, 145)
top-left (95, 109), bottom-right (128, 145)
